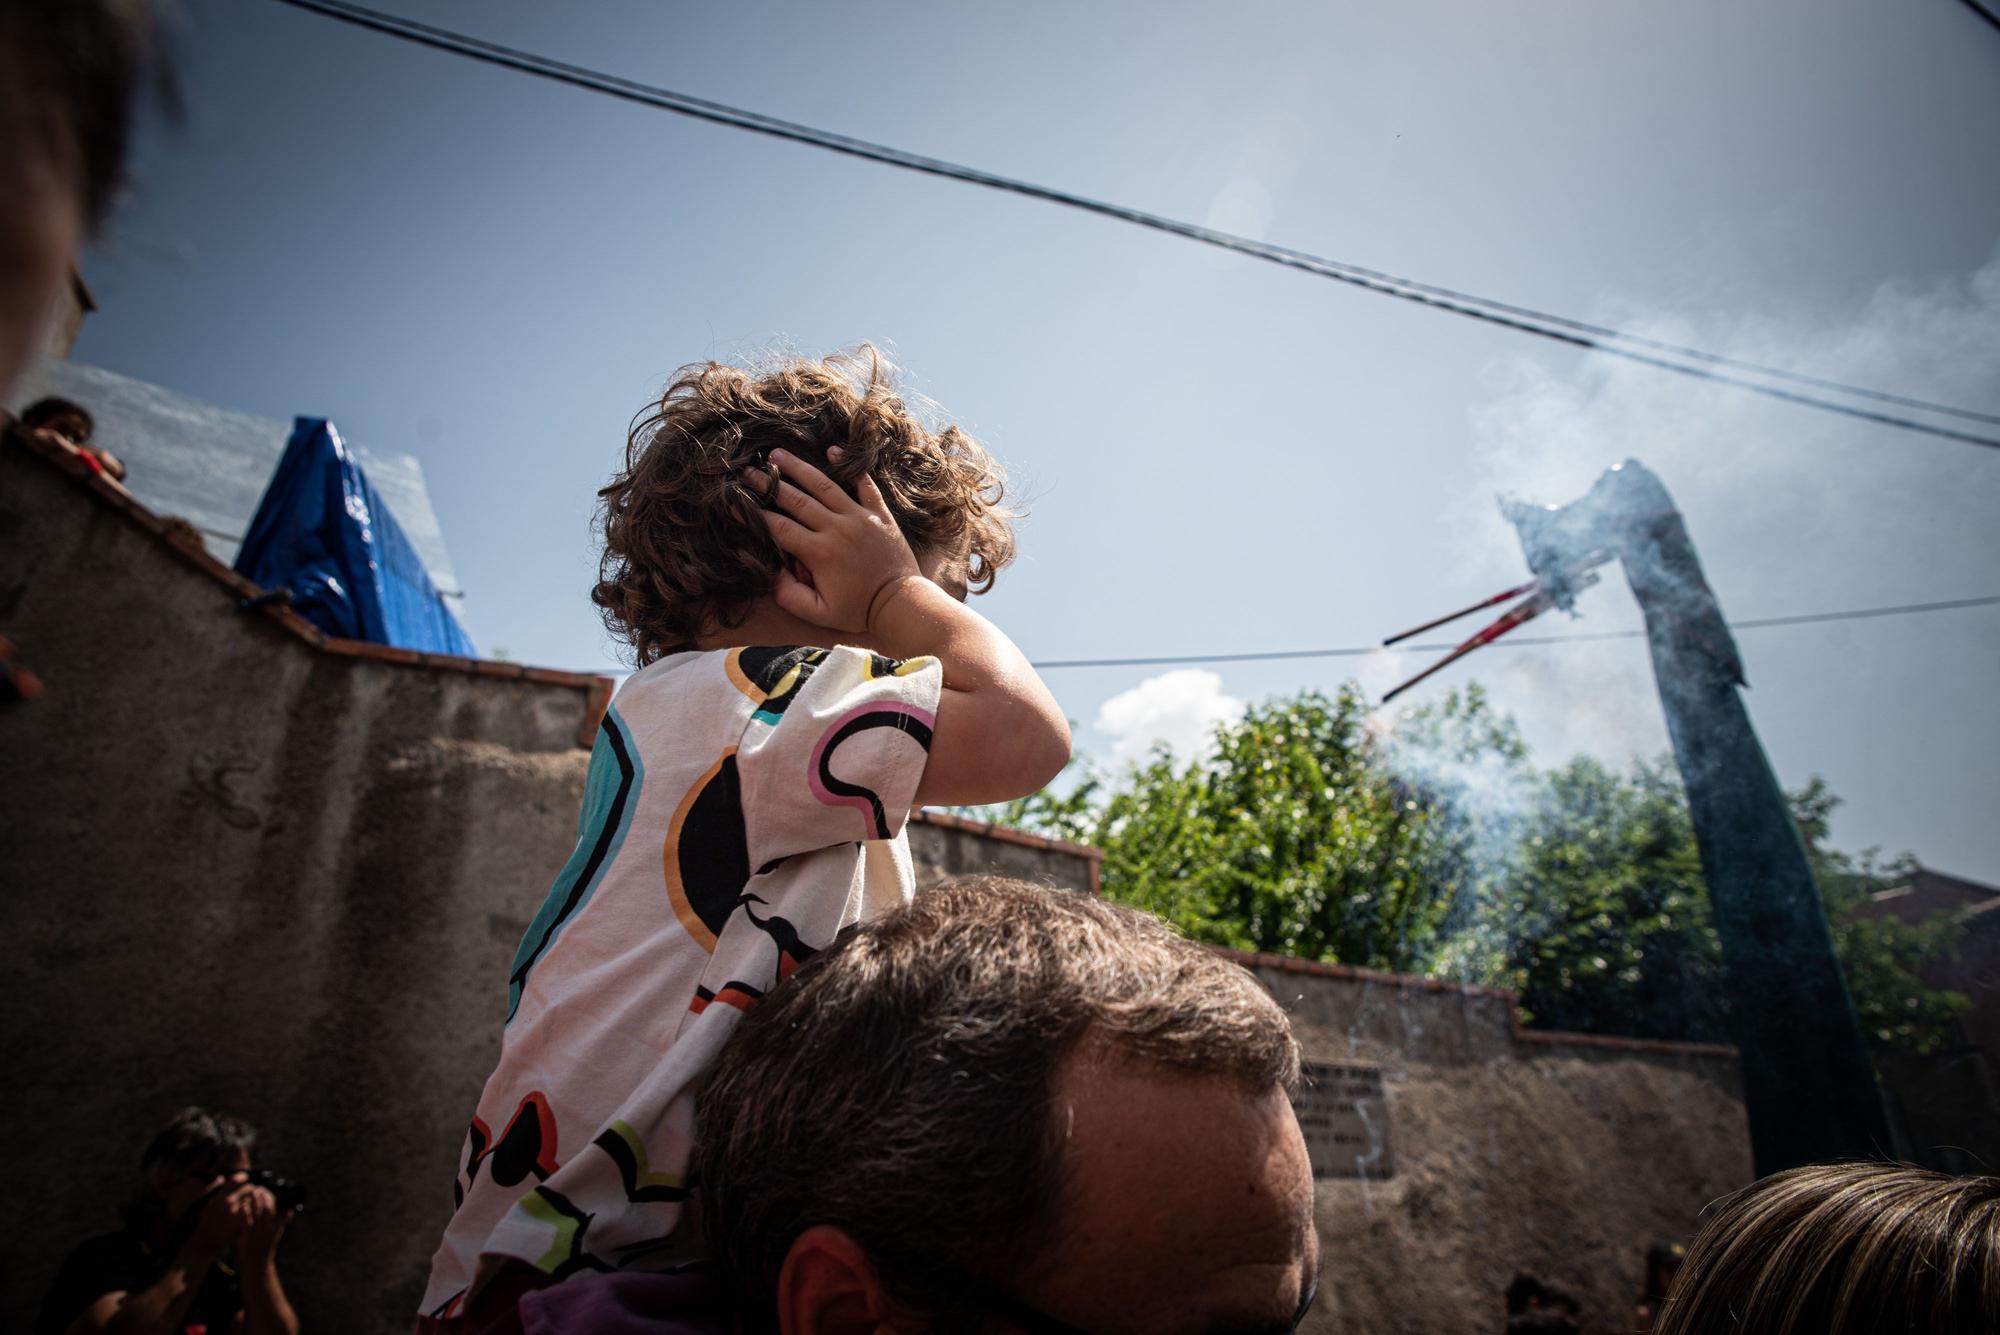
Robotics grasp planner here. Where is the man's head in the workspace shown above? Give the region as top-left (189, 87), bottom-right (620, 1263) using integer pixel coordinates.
top-left (0, 2), bottom-right (165, 396)
top-left (696, 877), bottom-right (1319, 1335)
top-left (123, 1105), bottom-right (257, 1234)
top-left (593, 346), bottom-right (1015, 665)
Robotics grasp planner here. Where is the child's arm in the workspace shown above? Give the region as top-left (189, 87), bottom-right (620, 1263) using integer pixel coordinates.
top-left (757, 448), bottom-right (1070, 809)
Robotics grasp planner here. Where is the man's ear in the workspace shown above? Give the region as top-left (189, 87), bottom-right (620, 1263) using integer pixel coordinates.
top-left (775, 1225), bottom-right (904, 1335)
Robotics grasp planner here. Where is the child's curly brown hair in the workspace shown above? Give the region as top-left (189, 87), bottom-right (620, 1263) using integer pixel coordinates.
top-left (594, 346), bottom-right (1016, 666)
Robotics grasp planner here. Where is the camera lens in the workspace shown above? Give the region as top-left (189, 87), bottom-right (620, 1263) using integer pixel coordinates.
top-left (246, 1167), bottom-right (307, 1215)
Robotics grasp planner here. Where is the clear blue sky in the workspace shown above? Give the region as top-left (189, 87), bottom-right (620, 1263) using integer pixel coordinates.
top-left (77, 0), bottom-right (2000, 880)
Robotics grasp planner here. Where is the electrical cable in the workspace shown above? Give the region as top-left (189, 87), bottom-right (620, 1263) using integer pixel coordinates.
top-left (274, 0), bottom-right (2000, 451)
top-left (1026, 593), bottom-right (2000, 670)
top-left (1962, 0), bottom-right (2000, 36)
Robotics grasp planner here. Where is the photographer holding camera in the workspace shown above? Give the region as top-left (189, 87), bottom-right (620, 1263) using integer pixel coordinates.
top-left (38, 1107), bottom-right (302, 1335)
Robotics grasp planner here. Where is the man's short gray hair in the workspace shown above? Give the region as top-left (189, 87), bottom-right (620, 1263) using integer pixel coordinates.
top-left (695, 875), bottom-right (1301, 1329)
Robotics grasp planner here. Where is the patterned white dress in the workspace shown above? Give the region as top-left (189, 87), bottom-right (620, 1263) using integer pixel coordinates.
top-left (418, 644), bottom-right (939, 1320)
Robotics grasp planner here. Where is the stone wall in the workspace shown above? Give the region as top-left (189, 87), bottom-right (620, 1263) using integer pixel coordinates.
top-left (908, 809), bottom-right (1101, 892)
top-left (1, 434), bottom-right (615, 1332)
top-left (1234, 952), bottom-right (1752, 1334)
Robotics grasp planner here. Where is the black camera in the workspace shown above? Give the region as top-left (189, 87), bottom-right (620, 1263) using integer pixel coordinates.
top-left (245, 1167), bottom-right (307, 1216)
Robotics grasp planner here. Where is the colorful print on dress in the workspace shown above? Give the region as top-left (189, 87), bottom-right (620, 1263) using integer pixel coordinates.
top-left (518, 1186), bottom-right (615, 1280)
top-left (418, 646), bottom-right (941, 1317)
top-left (864, 652), bottom-right (935, 680)
top-left (663, 749), bottom-right (750, 952)
top-left (591, 1120), bottom-right (691, 1203)
top-left (724, 645), bottom-right (829, 723)
top-left (507, 709), bottom-right (642, 1021)
top-left (458, 1091), bottom-right (560, 1205)
top-left (809, 702), bottom-right (936, 839)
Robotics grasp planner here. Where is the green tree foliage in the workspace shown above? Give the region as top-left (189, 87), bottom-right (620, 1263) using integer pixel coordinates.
top-left (995, 686), bottom-right (1476, 970)
top-left (1456, 755), bottom-right (1724, 1042)
top-left (989, 684), bottom-right (1967, 1052)
top-left (1477, 764), bottom-right (1966, 1052)
top-left (1793, 778), bottom-right (1970, 1054)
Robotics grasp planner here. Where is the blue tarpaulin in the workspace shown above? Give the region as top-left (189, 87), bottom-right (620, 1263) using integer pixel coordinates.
top-left (234, 417), bottom-right (477, 656)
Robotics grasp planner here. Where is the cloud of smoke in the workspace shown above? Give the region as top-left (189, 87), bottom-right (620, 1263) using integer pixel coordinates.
top-left (1366, 247), bottom-right (2000, 977)
top-left (1441, 244), bottom-right (2000, 767)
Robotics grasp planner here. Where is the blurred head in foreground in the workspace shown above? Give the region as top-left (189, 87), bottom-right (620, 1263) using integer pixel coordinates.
top-left (0, 1), bottom-right (165, 396)
top-left (696, 875), bottom-right (1320, 1334)
top-left (1655, 1161), bottom-right (2000, 1335)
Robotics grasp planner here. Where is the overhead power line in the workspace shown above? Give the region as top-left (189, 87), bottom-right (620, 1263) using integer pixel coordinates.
top-left (278, 0), bottom-right (2000, 452)
top-left (1027, 593), bottom-right (2000, 670)
top-left (1962, 0), bottom-right (2000, 37)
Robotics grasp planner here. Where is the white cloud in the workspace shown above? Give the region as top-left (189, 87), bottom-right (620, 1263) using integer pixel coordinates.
top-left (1094, 669), bottom-right (1247, 769)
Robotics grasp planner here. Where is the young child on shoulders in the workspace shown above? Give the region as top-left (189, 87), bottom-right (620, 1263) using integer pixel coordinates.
top-left (417, 346), bottom-right (1069, 1327)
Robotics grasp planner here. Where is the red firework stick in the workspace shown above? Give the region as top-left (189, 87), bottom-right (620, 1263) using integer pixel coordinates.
top-left (1381, 578), bottom-right (1541, 646)
top-left (1380, 591), bottom-right (1556, 704)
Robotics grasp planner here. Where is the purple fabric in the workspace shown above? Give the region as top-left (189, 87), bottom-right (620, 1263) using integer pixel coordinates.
top-left (518, 1270), bottom-right (731, 1335)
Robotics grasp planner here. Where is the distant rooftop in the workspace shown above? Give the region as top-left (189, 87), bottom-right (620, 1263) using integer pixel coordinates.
top-left (8, 358), bottom-right (467, 607)
top-left (1856, 865), bottom-right (2000, 925)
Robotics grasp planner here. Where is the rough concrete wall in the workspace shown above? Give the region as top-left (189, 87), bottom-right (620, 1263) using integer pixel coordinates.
top-left (908, 812), bottom-right (1099, 892)
top-left (1241, 958), bottom-right (1752, 1335)
top-left (1, 445), bottom-right (600, 1333)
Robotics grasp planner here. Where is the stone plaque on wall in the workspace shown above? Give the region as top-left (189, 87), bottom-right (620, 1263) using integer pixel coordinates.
top-left (1293, 1061), bottom-right (1393, 1179)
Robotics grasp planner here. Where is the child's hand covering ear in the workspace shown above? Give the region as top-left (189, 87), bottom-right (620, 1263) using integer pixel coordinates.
top-left (756, 447), bottom-right (925, 634)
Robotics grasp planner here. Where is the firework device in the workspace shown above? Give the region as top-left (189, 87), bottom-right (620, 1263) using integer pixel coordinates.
top-left (1380, 459), bottom-right (1891, 1176)
top-left (1379, 553), bottom-right (1611, 703)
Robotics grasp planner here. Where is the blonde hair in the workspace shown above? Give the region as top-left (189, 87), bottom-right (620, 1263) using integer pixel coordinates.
top-left (1655, 1162), bottom-right (2000, 1335)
